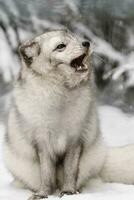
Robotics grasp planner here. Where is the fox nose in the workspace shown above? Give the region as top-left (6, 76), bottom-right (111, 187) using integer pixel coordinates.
top-left (82, 41), bottom-right (90, 48)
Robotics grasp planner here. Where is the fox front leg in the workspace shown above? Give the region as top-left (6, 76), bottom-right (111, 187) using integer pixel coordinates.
top-left (60, 145), bottom-right (81, 197)
top-left (28, 150), bottom-right (56, 200)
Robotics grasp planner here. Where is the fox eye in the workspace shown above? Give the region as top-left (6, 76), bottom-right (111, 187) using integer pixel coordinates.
top-left (55, 43), bottom-right (66, 51)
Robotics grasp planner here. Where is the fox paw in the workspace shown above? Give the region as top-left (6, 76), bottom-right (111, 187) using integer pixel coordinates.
top-left (60, 190), bottom-right (79, 197)
top-left (28, 192), bottom-right (48, 200)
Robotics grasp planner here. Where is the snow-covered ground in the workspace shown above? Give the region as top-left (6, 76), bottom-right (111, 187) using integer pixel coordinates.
top-left (1, 105), bottom-right (134, 200)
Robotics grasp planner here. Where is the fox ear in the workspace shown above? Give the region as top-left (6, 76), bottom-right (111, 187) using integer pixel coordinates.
top-left (19, 41), bottom-right (41, 66)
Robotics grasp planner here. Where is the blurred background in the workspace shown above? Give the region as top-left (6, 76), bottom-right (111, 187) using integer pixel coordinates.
top-left (1, 0), bottom-right (134, 121)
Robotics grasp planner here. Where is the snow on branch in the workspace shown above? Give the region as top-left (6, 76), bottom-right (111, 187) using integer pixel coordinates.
top-left (0, 27), bottom-right (20, 82)
top-left (74, 22), bottom-right (134, 88)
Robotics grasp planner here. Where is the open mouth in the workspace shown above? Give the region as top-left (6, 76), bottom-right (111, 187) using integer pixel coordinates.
top-left (70, 53), bottom-right (88, 72)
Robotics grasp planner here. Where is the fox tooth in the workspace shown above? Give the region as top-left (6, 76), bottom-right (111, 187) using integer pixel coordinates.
top-left (78, 66), bottom-right (82, 70)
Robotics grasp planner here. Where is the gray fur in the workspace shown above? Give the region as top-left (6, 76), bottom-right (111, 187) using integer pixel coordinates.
top-left (4, 30), bottom-right (107, 199)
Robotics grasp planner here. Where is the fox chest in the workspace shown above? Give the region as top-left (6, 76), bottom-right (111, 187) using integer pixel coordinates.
top-left (21, 90), bottom-right (87, 130)
top-left (17, 87), bottom-right (90, 153)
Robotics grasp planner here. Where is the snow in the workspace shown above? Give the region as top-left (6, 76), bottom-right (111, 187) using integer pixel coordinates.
top-left (112, 52), bottom-right (134, 87)
top-left (1, 105), bottom-right (134, 199)
top-left (0, 27), bottom-right (20, 82)
top-left (64, 0), bottom-right (79, 16)
top-left (99, 105), bottom-right (134, 146)
top-left (27, 3), bottom-right (64, 33)
top-left (4, 0), bottom-right (19, 17)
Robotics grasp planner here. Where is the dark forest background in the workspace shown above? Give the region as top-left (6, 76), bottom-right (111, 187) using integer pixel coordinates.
top-left (1, 0), bottom-right (134, 117)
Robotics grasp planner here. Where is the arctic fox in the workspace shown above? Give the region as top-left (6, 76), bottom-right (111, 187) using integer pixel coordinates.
top-left (4, 30), bottom-right (134, 200)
